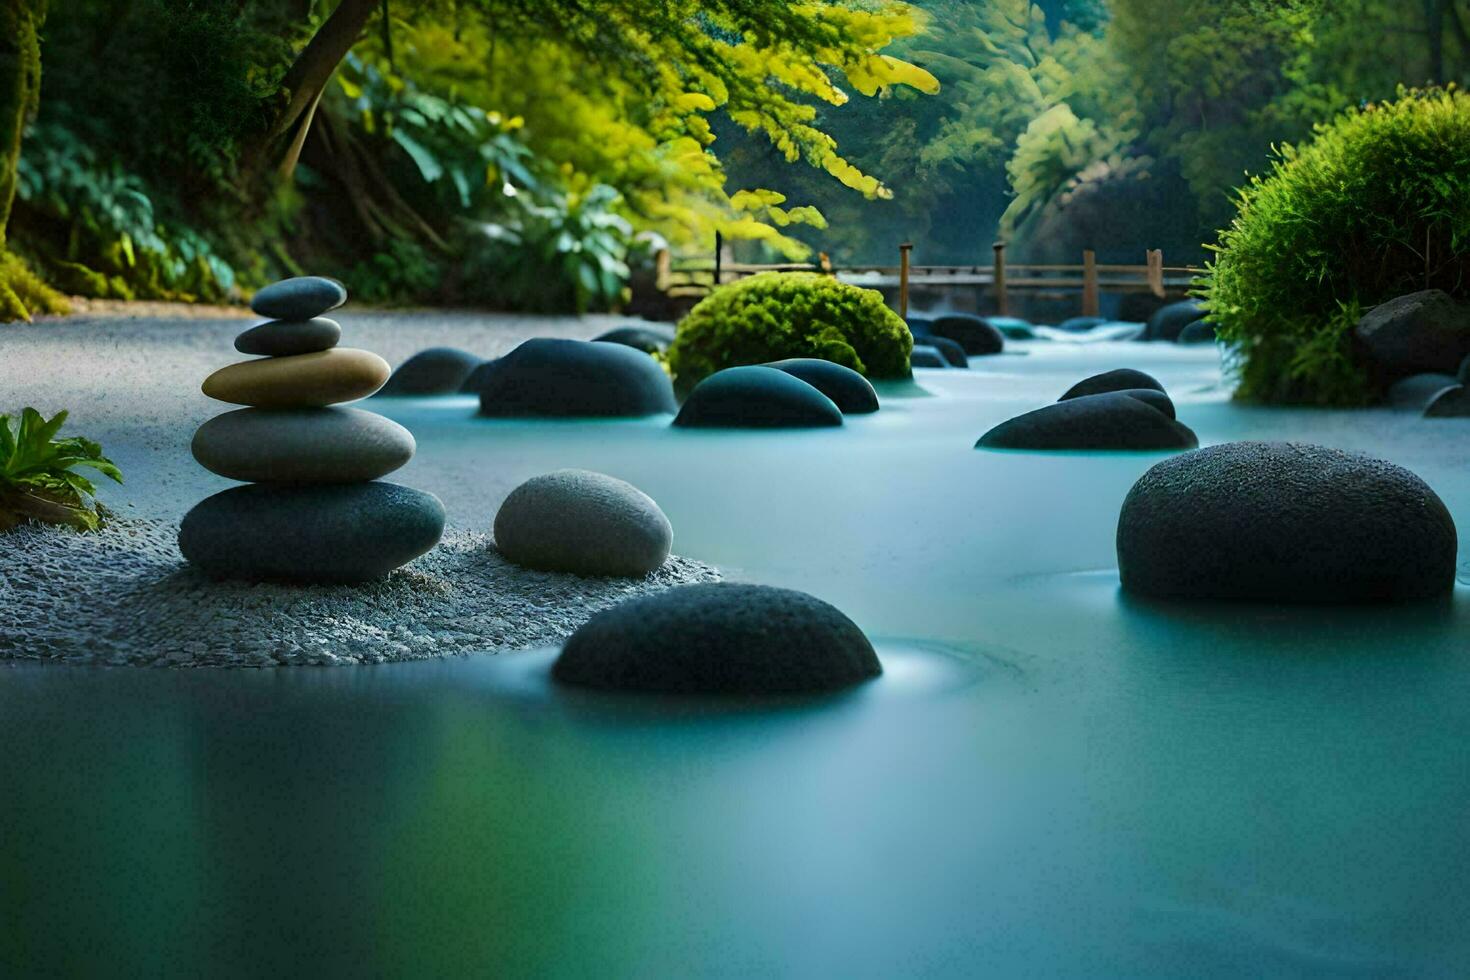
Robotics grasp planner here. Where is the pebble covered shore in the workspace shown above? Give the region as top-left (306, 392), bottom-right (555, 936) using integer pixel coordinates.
top-left (0, 518), bottom-right (719, 666)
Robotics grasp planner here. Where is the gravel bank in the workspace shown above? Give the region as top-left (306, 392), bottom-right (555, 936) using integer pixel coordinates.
top-left (0, 518), bottom-right (719, 666)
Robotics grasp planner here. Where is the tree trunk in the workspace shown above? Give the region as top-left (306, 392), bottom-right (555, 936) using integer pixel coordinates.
top-left (0, 0), bottom-right (45, 250)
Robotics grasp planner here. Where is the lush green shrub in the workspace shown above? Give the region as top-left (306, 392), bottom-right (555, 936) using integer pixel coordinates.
top-left (668, 272), bottom-right (912, 391)
top-left (0, 408), bottom-right (122, 532)
top-left (1202, 87), bottom-right (1470, 405)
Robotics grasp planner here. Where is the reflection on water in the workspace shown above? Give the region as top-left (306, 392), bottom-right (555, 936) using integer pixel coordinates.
top-left (5, 342), bottom-right (1470, 974)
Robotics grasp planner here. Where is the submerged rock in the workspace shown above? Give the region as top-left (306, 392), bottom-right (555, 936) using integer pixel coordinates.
top-left (1355, 290), bottom-right (1470, 378)
top-left (178, 482), bottom-right (446, 583)
top-left (910, 345), bottom-right (949, 369)
top-left (1057, 316), bottom-right (1107, 332)
top-left (192, 407), bottom-right (415, 483)
top-left (1424, 385), bottom-right (1470, 417)
top-left (978, 391), bottom-right (1196, 450)
top-left (1176, 319), bottom-right (1218, 344)
top-left (986, 316), bottom-right (1035, 340)
top-left (553, 583), bottom-right (881, 695)
top-left (249, 276), bottom-right (347, 321)
top-left (378, 347), bottom-right (483, 396)
top-left (930, 313), bottom-right (1005, 355)
top-left (494, 469), bottom-right (672, 577)
top-left (235, 318), bottom-right (341, 357)
top-left (1060, 368), bottom-right (1166, 402)
top-left (766, 358), bottom-right (879, 414)
top-left (202, 349), bottom-right (391, 408)
top-left (674, 366), bottom-right (843, 428)
top-left (1117, 442), bottom-right (1456, 602)
top-left (477, 338), bottom-right (677, 417)
top-left (1387, 373), bottom-right (1457, 411)
top-left (919, 334), bottom-right (968, 368)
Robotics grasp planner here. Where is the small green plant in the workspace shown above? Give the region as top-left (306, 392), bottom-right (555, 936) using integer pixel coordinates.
top-left (0, 408), bottom-right (123, 532)
top-left (667, 272), bottom-right (913, 391)
top-left (1202, 87), bottom-right (1470, 405)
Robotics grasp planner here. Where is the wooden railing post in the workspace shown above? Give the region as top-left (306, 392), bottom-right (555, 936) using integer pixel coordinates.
top-left (1081, 249), bottom-right (1099, 317)
top-left (898, 242), bottom-right (913, 318)
top-left (1146, 249), bottom-right (1164, 298)
top-left (713, 230), bottom-right (723, 288)
top-left (655, 248), bottom-right (672, 294)
top-left (992, 241), bottom-right (1008, 317)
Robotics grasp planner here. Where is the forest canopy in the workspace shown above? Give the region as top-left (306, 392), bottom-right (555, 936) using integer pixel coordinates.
top-left (1, 0), bottom-right (1468, 317)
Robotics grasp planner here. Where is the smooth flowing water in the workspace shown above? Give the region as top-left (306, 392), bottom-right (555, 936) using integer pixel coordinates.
top-left (6, 342), bottom-right (1470, 976)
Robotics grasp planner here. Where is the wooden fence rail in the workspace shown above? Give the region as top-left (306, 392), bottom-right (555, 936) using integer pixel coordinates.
top-left (656, 240), bottom-right (1204, 317)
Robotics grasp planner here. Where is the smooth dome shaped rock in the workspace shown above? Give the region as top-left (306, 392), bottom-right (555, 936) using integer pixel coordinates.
top-left (766, 358), bottom-right (879, 414)
top-left (1058, 315), bottom-right (1107, 332)
top-left (178, 482), bottom-right (446, 583)
top-left (1146, 299), bottom-right (1207, 342)
top-left (191, 408), bottom-right (415, 483)
top-left (249, 276), bottom-right (347, 321)
top-left (1117, 442), bottom-right (1457, 603)
top-left (1176, 319), bottom-right (1219, 344)
top-left (202, 349), bottom-right (390, 408)
top-left (986, 316), bottom-right (1035, 340)
top-left (1424, 385), bottom-right (1470, 417)
top-left (594, 325), bottom-right (675, 354)
top-left (494, 470), bottom-right (672, 577)
top-left (1355, 290), bottom-right (1470, 378)
top-left (553, 583), bottom-right (882, 695)
top-left (1060, 368), bottom-right (1166, 401)
top-left (477, 338), bottom-right (676, 417)
top-left (919, 334), bottom-right (967, 368)
top-left (459, 358), bottom-right (499, 394)
top-left (1387, 373), bottom-right (1457, 411)
top-left (235, 317), bottom-right (341, 357)
top-left (931, 313), bottom-right (1005, 355)
top-left (378, 347), bottom-right (482, 396)
top-left (674, 366), bottom-right (842, 428)
top-left (978, 391), bottom-right (1197, 451)
top-left (910, 345), bottom-right (949, 369)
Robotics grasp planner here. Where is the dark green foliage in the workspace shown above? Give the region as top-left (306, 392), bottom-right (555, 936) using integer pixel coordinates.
top-left (668, 272), bottom-right (913, 390)
top-left (0, 407), bottom-right (122, 531)
top-left (1202, 87), bottom-right (1470, 405)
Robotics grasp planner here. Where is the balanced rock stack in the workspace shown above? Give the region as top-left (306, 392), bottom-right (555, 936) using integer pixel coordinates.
top-left (180, 276), bottom-right (446, 583)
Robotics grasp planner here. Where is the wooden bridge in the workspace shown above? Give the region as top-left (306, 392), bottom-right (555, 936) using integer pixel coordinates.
top-left (656, 240), bottom-right (1204, 318)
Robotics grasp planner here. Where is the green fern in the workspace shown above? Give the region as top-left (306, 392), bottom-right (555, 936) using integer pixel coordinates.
top-left (0, 408), bottom-right (123, 532)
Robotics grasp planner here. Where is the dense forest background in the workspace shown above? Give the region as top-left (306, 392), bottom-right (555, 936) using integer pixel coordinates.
top-left (3, 0), bottom-right (1469, 315)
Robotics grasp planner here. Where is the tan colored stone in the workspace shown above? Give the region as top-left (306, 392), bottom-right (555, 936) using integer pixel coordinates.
top-left (202, 349), bottom-right (391, 407)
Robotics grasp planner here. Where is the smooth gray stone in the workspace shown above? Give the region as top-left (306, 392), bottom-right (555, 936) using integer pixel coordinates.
top-left (986, 316), bottom-right (1035, 340)
top-left (494, 469), bottom-right (672, 577)
top-left (977, 391), bottom-right (1196, 451)
top-left (1176, 319), bottom-right (1218, 344)
top-left (673, 366), bottom-right (842, 429)
top-left (1355, 290), bottom-right (1470, 377)
top-left (191, 407), bottom-right (415, 483)
top-left (910, 345), bottom-right (949, 368)
top-left (1145, 300), bottom-right (1206, 341)
top-left (766, 358), bottom-right (879, 414)
top-left (554, 583), bottom-right (882, 695)
top-left (1424, 385), bottom-right (1470, 417)
top-left (1387, 373), bottom-right (1457, 411)
top-left (593, 325), bottom-right (675, 354)
top-left (378, 347), bottom-right (482, 396)
top-left (1060, 368), bottom-right (1166, 402)
top-left (1117, 442), bottom-right (1456, 603)
top-left (930, 313), bottom-right (1005, 355)
top-left (917, 334), bottom-right (968, 367)
top-left (477, 338), bottom-right (677, 417)
top-left (1058, 316), bottom-right (1107, 332)
top-left (250, 276), bottom-right (347, 321)
top-left (235, 318), bottom-right (341, 356)
top-left (179, 482), bottom-right (445, 583)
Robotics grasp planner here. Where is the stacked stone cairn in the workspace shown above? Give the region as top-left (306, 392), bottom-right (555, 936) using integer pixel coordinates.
top-left (180, 277), bottom-right (446, 583)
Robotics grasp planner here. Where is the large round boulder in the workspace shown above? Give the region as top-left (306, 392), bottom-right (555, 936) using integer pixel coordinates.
top-left (1117, 442), bottom-right (1457, 602)
top-left (930, 313), bottom-right (1005, 355)
top-left (235, 318), bottom-right (341, 357)
top-left (191, 408), bottom-right (415, 483)
top-left (249, 276), bottom-right (347, 321)
top-left (477, 338), bottom-right (677, 418)
top-left (1354, 290), bottom-right (1470, 379)
top-left (494, 470), bottom-right (672, 577)
top-left (978, 391), bottom-right (1196, 450)
top-left (179, 482), bottom-right (445, 583)
top-left (553, 583), bottom-right (882, 695)
top-left (673, 366), bottom-right (842, 428)
top-left (378, 347), bottom-right (483, 396)
top-left (765, 358), bottom-right (879, 414)
top-left (1145, 299), bottom-right (1207, 342)
top-left (1059, 368), bottom-right (1165, 402)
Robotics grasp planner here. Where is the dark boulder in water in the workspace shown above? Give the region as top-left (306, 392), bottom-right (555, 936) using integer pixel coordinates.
top-left (766, 358), bottom-right (879, 414)
top-left (1117, 441), bottom-right (1457, 603)
top-left (1386, 373), bottom-right (1457, 411)
top-left (920, 334), bottom-right (968, 368)
top-left (594, 325), bottom-right (675, 354)
top-left (553, 583), bottom-right (882, 695)
top-left (477, 338), bottom-right (677, 417)
top-left (1424, 385), bottom-right (1470, 417)
top-left (910, 345), bottom-right (949, 368)
top-left (1145, 300), bottom-right (1207, 342)
top-left (1354, 289), bottom-right (1470, 379)
top-left (674, 366), bottom-right (843, 428)
top-left (977, 391), bottom-right (1196, 451)
top-left (1057, 316), bottom-right (1107, 332)
top-left (1176, 319), bottom-right (1219, 344)
top-left (1059, 368), bottom-right (1166, 402)
top-left (930, 313), bottom-right (1005, 355)
top-left (378, 347), bottom-right (483, 396)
